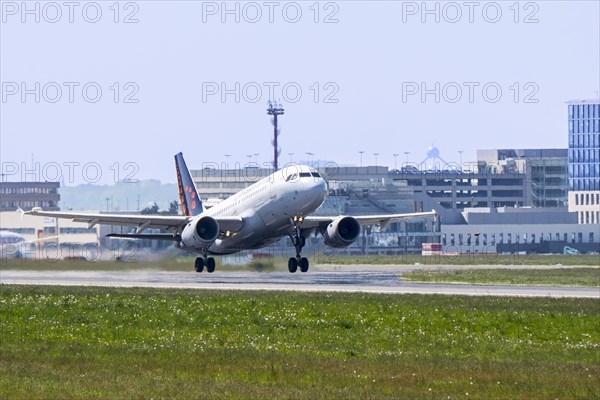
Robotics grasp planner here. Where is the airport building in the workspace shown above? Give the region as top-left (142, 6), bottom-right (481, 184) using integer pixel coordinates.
top-left (0, 211), bottom-right (100, 260)
top-left (0, 181), bottom-right (102, 259)
top-left (440, 207), bottom-right (598, 254)
top-left (567, 99), bottom-right (600, 224)
top-left (0, 181), bottom-right (60, 211)
top-left (476, 148), bottom-right (568, 208)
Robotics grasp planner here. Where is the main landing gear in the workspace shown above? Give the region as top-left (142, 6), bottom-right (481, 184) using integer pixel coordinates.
top-left (195, 252), bottom-right (216, 273)
top-left (288, 215), bottom-right (309, 273)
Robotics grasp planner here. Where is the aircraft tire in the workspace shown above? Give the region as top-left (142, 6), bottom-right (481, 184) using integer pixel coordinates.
top-left (206, 257), bottom-right (216, 273)
top-left (299, 257), bottom-right (309, 273)
top-left (195, 257), bottom-right (204, 273)
top-left (288, 257), bottom-right (298, 273)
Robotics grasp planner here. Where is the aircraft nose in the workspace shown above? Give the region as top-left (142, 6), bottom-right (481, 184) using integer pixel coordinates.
top-left (312, 179), bottom-right (328, 198)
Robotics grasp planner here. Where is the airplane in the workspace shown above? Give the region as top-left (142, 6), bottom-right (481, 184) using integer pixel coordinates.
top-left (0, 230), bottom-right (59, 259)
top-left (0, 230), bottom-right (27, 245)
top-left (26, 152), bottom-right (437, 273)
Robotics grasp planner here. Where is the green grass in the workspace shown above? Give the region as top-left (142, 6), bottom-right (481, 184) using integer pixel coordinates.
top-left (3, 253), bottom-right (599, 272)
top-left (1, 285), bottom-right (599, 399)
top-left (403, 268), bottom-right (600, 287)
top-left (319, 253), bottom-right (600, 266)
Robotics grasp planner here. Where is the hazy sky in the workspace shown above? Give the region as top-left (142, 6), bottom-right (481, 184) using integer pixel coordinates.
top-left (2, 1), bottom-right (599, 185)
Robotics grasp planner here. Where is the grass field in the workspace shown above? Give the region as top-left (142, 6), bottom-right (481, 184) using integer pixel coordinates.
top-left (318, 253), bottom-right (600, 267)
top-left (3, 253), bottom-right (599, 272)
top-left (1, 285), bottom-right (598, 399)
top-left (403, 267), bottom-right (600, 287)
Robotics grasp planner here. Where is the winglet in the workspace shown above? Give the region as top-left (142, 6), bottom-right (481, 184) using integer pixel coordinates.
top-left (175, 152), bottom-right (203, 216)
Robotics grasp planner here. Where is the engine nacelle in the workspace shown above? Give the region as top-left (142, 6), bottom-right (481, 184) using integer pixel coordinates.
top-left (323, 216), bottom-right (361, 248)
top-left (181, 216), bottom-right (220, 249)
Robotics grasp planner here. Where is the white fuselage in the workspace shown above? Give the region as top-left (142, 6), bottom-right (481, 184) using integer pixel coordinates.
top-left (188, 165), bottom-right (328, 254)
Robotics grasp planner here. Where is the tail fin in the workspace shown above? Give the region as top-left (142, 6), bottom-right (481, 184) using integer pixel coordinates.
top-left (175, 152), bottom-right (203, 216)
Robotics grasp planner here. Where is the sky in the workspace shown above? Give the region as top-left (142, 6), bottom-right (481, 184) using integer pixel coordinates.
top-left (1, 0), bottom-right (599, 185)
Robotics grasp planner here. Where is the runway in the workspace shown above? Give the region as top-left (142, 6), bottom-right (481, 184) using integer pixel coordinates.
top-left (1, 265), bottom-right (598, 298)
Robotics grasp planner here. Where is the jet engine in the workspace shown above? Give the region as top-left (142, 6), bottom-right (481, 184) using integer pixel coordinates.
top-left (323, 216), bottom-right (361, 248)
top-left (181, 216), bottom-right (220, 248)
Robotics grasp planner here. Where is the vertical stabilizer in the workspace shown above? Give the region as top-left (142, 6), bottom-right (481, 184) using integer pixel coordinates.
top-left (174, 152), bottom-right (203, 216)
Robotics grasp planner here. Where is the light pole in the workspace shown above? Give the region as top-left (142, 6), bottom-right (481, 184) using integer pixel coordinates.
top-left (359, 150), bottom-right (365, 167)
top-left (246, 154), bottom-right (252, 166)
top-left (224, 154), bottom-right (231, 168)
top-left (373, 153), bottom-right (379, 168)
top-left (393, 153), bottom-right (399, 170)
top-left (288, 152), bottom-right (294, 163)
top-left (458, 150), bottom-right (463, 171)
top-left (267, 101), bottom-right (284, 171)
top-left (305, 152), bottom-right (314, 166)
top-left (254, 153), bottom-right (259, 165)
top-left (404, 151), bottom-right (410, 165)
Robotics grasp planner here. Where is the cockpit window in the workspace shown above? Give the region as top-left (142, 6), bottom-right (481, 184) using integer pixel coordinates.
top-left (287, 172), bottom-right (319, 181)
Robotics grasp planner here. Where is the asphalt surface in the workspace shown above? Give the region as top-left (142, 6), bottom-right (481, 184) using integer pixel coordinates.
top-left (1, 265), bottom-right (598, 298)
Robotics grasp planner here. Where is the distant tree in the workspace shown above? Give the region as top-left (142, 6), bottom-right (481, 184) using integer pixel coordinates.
top-left (161, 200), bottom-right (179, 215)
top-left (140, 200), bottom-right (179, 215)
top-left (140, 202), bottom-right (160, 215)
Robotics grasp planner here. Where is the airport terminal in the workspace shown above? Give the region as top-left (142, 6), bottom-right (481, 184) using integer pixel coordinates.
top-left (1, 100), bottom-right (599, 257)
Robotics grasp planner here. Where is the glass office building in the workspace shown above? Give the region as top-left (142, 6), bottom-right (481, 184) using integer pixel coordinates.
top-left (567, 99), bottom-right (600, 224)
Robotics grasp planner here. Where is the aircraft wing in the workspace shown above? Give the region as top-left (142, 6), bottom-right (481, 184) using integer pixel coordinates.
top-left (302, 210), bottom-right (437, 230)
top-left (24, 209), bottom-right (245, 234)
